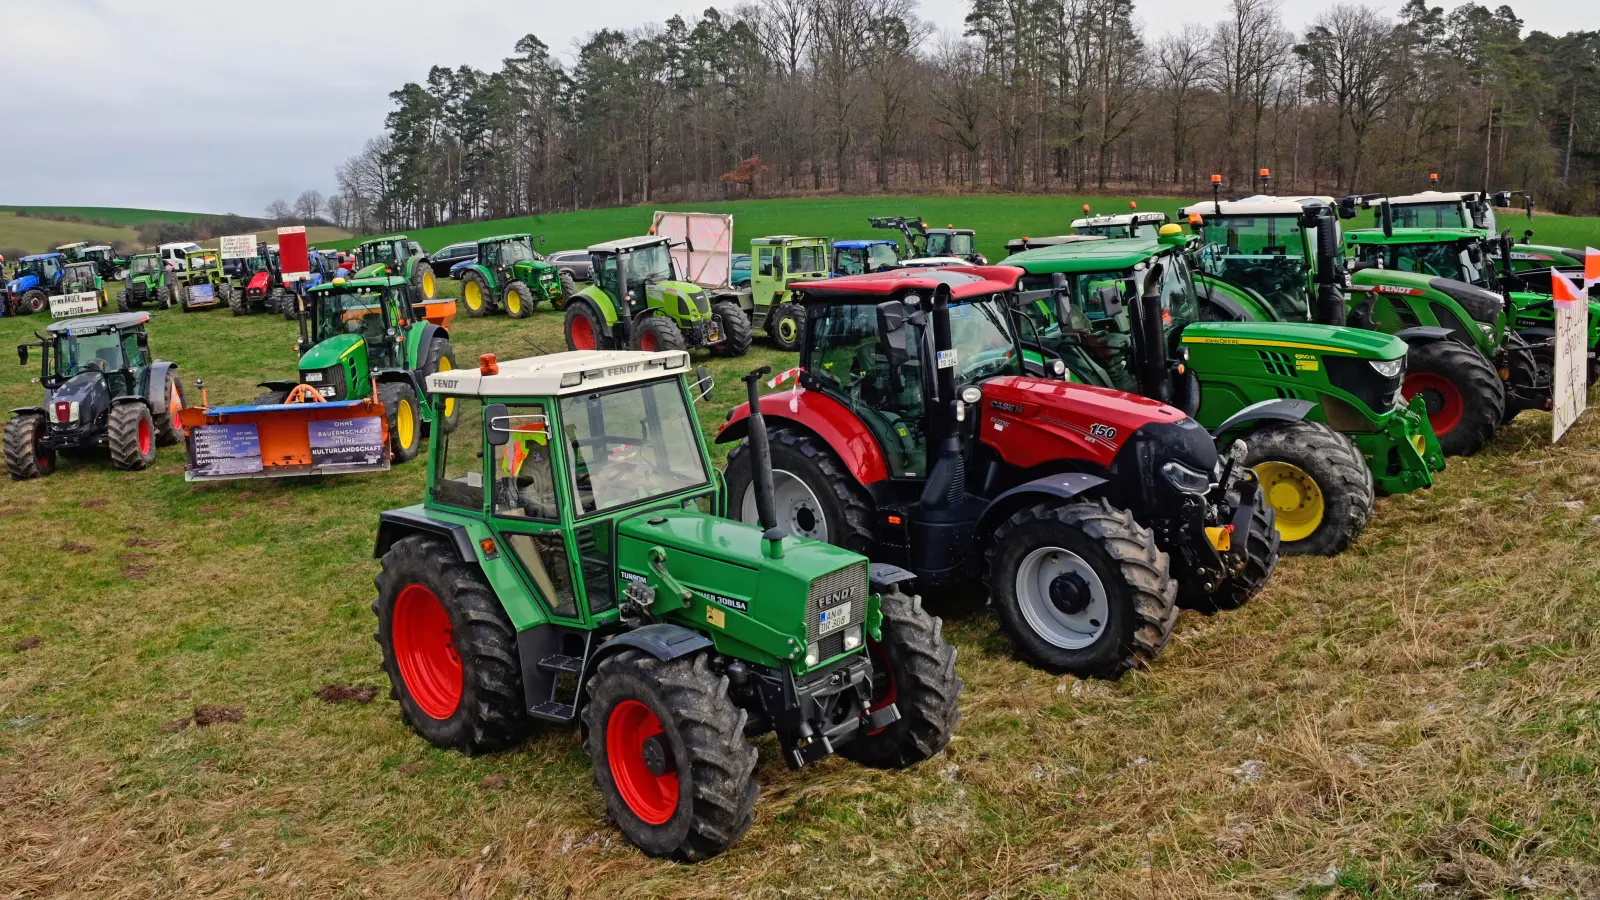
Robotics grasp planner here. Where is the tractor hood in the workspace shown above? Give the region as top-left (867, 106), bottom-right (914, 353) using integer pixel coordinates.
top-left (300, 333), bottom-right (365, 370)
top-left (1425, 277), bottom-right (1504, 324)
top-left (976, 374), bottom-right (1205, 472)
top-left (1181, 320), bottom-right (1407, 361)
top-left (646, 281), bottom-right (711, 319)
top-left (48, 371), bottom-right (110, 405)
top-left (7, 274), bottom-right (38, 294)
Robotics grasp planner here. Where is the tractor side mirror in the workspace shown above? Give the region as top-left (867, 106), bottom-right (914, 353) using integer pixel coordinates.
top-left (1051, 272), bottom-right (1072, 319)
top-left (485, 403), bottom-right (511, 447)
top-left (692, 365), bottom-right (714, 402)
top-left (1095, 285), bottom-right (1124, 319)
top-left (537, 235), bottom-right (547, 246)
top-left (17, 344), bottom-right (27, 366)
top-left (1337, 196), bottom-right (1359, 220)
top-left (1522, 229), bottom-right (1534, 244)
top-left (876, 300), bottom-right (910, 366)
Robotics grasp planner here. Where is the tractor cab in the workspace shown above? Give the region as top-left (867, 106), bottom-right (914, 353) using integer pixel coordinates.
top-left (1072, 209), bottom-right (1170, 240)
top-left (831, 240), bottom-right (899, 276)
top-left (921, 228), bottom-right (984, 263)
top-left (1343, 228), bottom-right (1501, 288)
top-left (356, 235), bottom-right (435, 299)
top-left (55, 242), bottom-right (91, 262)
top-left (121, 253), bottom-right (170, 309)
top-left (128, 254), bottom-right (162, 277)
top-left (1178, 197), bottom-right (1326, 321)
top-left (28, 313), bottom-right (152, 398)
top-left (750, 236), bottom-right (830, 310)
top-left (299, 277), bottom-right (417, 373)
top-left (60, 260), bottom-right (102, 295)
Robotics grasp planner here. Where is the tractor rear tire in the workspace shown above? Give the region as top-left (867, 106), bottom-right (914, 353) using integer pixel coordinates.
top-left (218, 282), bottom-right (235, 307)
top-left (724, 427), bottom-right (876, 554)
top-left (4, 414), bottom-right (55, 480)
top-left (504, 280), bottom-right (535, 319)
top-left (582, 649), bottom-right (758, 861)
top-left (379, 381), bottom-right (423, 463)
top-left (107, 403), bottom-right (158, 471)
top-left (1402, 339), bottom-right (1503, 457)
top-left (152, 369), bottom-right (187, 446)
top-left (564, 299), bottom-right (611, 351)
top-left (768, 302), bottom-right (804, 351)
top-left (421, 337), bottom-right (461, 433)
top-left (20, 289), bottom-right (46, 315)
top-left (1179, 496), bottom-right (1278, 613)
top-left (986, 499), bottom-right (1177, 679)
top-left (268, 287), bottom-right (288, 316)
top-left (556, 270), bottom-right (577, 310)
top-left (710, 301), bottom-right (752, 357)
top-left (373, 534), bottom-right (530, 754)
top-left (838, 586), bottom-right (961, 769)
top-left (117, 290), bottom-right (132, 312)
top-left (179, 285), bottom-right (195, 312)
top-left (632, 315), bottom-right (687, 353)
top-left (461, 271), bottom-right (491, 317)
top-left (1242, 421), bottom-right (1372, 557)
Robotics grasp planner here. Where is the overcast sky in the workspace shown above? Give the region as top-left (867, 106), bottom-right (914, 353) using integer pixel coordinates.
top-left (0, 0), bottom-right (1590, 216)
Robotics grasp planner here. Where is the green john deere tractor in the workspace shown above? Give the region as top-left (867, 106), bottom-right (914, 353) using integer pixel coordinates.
top-left (372, 353), bottom-right (960, 860)
top-left (254, 276), bottom-right (459, 462)
top-left (355, 236), bottom-right (435, 301)
top-left (746, 235), bottom-right (830, 350)
top-left (1003, 228), bottom-right (1441, 556)
top-left (562, 236), bottom-right (752, 356)
top-left (1071, 204), bottom-right (1170, 239)
top-left (170, 248), bottom-right (231, 312)
top-left (118, 253), bottom-right (171, 310)
top-left (457, 233), bottom-right (576, 319)
top-left (1180, 192), bottom-right (1509, 457)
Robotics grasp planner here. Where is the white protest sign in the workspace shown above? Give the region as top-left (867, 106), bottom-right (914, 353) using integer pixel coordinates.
top-left (219, 234), bottom-right (258, 259)
top-left (50, 291), bottom-right (100, 318)
top-left (1549, 257), bottom-right (1592, 443)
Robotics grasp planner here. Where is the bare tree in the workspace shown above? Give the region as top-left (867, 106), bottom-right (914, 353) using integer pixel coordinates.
top-left (1206, 0), bottom-right (1292, 182)
top-left (264, 199), bottom-right (293, 220)
top-left (1297, 5), bottom-right (1401, 192)
top-left (931, 37), bottom-right (987, 186)
top-left (1155, 25), bottom-right (1210, 187)
top-left (293, 189), bottom-right (325, 221)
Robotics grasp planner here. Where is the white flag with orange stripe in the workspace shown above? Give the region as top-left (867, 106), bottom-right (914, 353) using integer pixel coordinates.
top-left (1549, 255), bottom-right (1592, 442)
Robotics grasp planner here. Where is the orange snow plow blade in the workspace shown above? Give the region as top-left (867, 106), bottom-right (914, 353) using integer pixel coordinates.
top-left (177, 384), bottom-right (390, 481)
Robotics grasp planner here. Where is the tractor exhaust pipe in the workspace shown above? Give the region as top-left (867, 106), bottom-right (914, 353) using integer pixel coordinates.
top-left (741, 366), bottom-right (784, 559)
top-left (1134, 264), bottom-right (1171, 403)
top-left (919, 285), bottom-right (966, 513)
top-left (1312, 209), bottom-right (1347, 327)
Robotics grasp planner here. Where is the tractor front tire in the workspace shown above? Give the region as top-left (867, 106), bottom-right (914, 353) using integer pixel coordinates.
top-left (253, 388), bottom-right (290, 405)
top-left (632, 315), bottom-right (687, 353)
top-left (421, 338), bottom-right (461, 433)
top-left (710, 301), bottom-right (753, 357)
top-left (838, 586), bottom-right (961, 769)
top-left (178, 285), bottom-right (196, 313)
top-left (373, 534), bottom-right (529, 754)
top-left (107, 403), bottom-right (158, 471)
top-left (1181, 495), bottom-right (1279, 613)
top-left (379, 381), bottom-right (423, 463)
top-left (564, 299), bottom-right (611, 351)
top-left (1403, 339), bottom-right (1503, 457)
top-left (217, 282), bottom-right (235, 307)
top-left (461, 271), bottom-right (491, 317)
top-left (768, 302), bottom-right (804, 351)
top-left (4, 414), bottom-right (55, 480)
top-left (724, 427), bottom-right (876, 553)
top-left (504, 280), bottom-right (535, 319)
top-left (152, 369), bottom-right (187, 446)
top-left (20, 289), bottom-right (46, 315)
top-left (414, 263), bottom-right (436, 300)
top-left (117, 291), bottom-right (132, 312)
top-left (1243, 421), bottom-right (1372, 557)
top-left (228, 284), bottom-right (247, 316)
top-left (582, 650), bottom-right (758, 861)
top-left (986, 499), bottom-right (1177, 679)
top-left (556, 270), bottom-right (578, 309)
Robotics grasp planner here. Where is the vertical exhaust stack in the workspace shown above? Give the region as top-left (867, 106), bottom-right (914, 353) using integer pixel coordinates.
top-left (1134, 264), bottom-right (1171, 403)
top-left (920, 285), bottom-right (967, 512)
top-left (1313, 208), bottom-right (1347, 327)
top-left (741, 366), bottom-right (784, 559)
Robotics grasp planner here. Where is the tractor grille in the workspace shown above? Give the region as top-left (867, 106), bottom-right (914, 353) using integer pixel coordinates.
top-left (806, 561), bottom-right (867, 645)
top-left (302, 365), bottom-right (347, 401)
top-left (817, 630), bottom-right (846, 661)
top-left (1257, 350), bottom-right (1299, 379)
top-left (1326, 355), bottom-right (1405, 413)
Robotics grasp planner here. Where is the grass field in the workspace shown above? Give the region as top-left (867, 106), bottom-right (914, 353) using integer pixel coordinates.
top-left (0, 206), bottom-right (203, 227)
top-left (0, 213), bottom-right (140, 257)
top-left (2, 244), bottom-right (1600, 897)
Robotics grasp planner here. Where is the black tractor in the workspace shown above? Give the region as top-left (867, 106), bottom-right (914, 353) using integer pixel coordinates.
top-left (5, 312), bottom-right (187, 480)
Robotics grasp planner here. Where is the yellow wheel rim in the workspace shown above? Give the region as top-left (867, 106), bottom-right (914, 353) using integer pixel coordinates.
top-left (397, 397), bottom-right (416, 449)
top-left (463, 280), bottom-right (481, 310)
top-left (778, 317), bottom-right (796, 342)
top-left (1253, 461), bottom-right (1325, 543)
top-left (506, 289), bottom-right (520, 316)
top-left (437, 357), bottom-right (455, 419)
top-left (421, 269), bottom-right (436, 299)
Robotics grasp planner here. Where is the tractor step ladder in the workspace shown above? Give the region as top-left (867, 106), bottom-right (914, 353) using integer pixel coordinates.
top-left (519, 625), bottom-right (593, 723)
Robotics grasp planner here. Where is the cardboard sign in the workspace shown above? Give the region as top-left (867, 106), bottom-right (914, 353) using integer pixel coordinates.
top-left (190, 423), bottom-right (264, 477)
top-left (651, 211), bottom-right (734, 288)
top-left (278, 225), bottom-right (310, 286)
top-left (1550, 264), bottom-right (1590, 443)
top-left (309, 416), bottom-right (387, 470)
top-left (219, 234), bottom-right (257, 260)
top-left (50, 291), bottom-right (99, 318)
top-left (186, 283), bottom-right (217, 306)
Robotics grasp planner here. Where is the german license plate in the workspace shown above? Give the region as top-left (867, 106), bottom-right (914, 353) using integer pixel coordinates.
top-left (817, 604), bottom-right (851, 635)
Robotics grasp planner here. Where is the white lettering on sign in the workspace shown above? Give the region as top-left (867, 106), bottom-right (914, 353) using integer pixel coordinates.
top-left (1550, 261), bottom-right (1592, 443)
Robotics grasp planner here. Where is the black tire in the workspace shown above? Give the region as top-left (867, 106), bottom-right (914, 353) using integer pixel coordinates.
top-left (1403, 339), bottom-right (1503, 457)
top-left (228, 283), bottom-right (247, 316)
top-left (557, 270), bottom-right (578, 310)
top-left (582, 650), bottom-right (758, 861)
top-left (152, 369), bottom-right (187, 447)
top-left (1179, 496), bottom-right (1279, 612)
top-left (564, 298), bottom-right (612, 350)
top-left (161, 284), bottom-right (176, 309)
top-left (217, 282), bottom-right (235, 307)
top-left (268, 287), bottom-right (288, 315)
top-left (723, 427), bottom-right (876, 553)
top-left (632, 315), bottom-right (688, 353)
top-left (4, 414), bottom-right (55, 480)
top-left (421, 337), bottom-right (461, 433)
top-left (838, 586), bottom-right (962, 769)
top-left (1500, 329), bottom-right (1547, 423)
top-left (253, 388), bottom-right (290, 405)
top-left (107, 403), bottom-right (158, 471)
top-left (768, 301), bottom-right (804, 351)
top-left (178, 285), bottom-right (196, 312)
top-left (1241, 421), bottom-right (1372, 557)
top-left (117, 290), bottom-right (132, 312)
top-left (461, 270), bottom-right (492, 317)
top-left (504, 280), bottom-right (535, 319)
top-left (379, 381), bottom-right (422, 463)
top-left (20, 288), bottom-right (46, 315)
top-left (709, 300), bottom-right (752, 357)
top-left (412, 260), bottom-right (435, 300)
top-left (373, 535), bottom-right (529, 754)
top-left (986, 499), bottom-right (1177, 679)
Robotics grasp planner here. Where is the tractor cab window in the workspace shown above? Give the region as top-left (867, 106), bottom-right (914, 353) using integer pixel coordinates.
top-left (42, 257), bottom-right (63, 279)
top-left (313, 289), bottom-right (386, 344)
top-left (1390, 202), bottom-right (1467, 229)
top-left (594, 254), bottom-right (619, 299)
top-left (1358, 241), bottom-right (1488, 286)
top-left (431, 399), bottom-right (485, 509)
top-left (130, 256), bottom-right (158, 276)
top-left (926, 232), bottom-right (973, 258)
top-left (835, 248), bottom-right (865, 276)
top-left (60, 331), bottom-right (123, 377)
top-left (1026, 269), bottom-right (1140, 393)
top-left (803, 301), bottom-right (927, 477)
top-left (491, 407), bottom-right (561, 520)
top-left (944, 298), bottom-right (1024, 386)
top-left (868, 243), bottom-right (897, 271)
top-left (625, 243), bottom-right (674, 288)
top-left (480, 243), bottom-right (499, 267)
top-left (366, 242), bottom-right (398, 267)
top-left (787, 244), bottom-right (825, 273)
top-left (1158, 255), bottom-right (1201, 332)
top-left (500, 237), bottom-right (536, 265)
top-left (758, 247), bottom-right (776, 277)
top-left (121, 330), bottom-right (147, 370)
top-left (17, 259), bottom-right (45, 279)
top-left (1196, 215), bottom-right (1311, 320)
top-left (559, 379), bottom-right (709, 516)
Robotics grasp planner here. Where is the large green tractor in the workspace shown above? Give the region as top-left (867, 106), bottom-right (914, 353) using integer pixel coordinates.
top-left (355, 236), bottom-right (436, 301)
top-left (1180, 193), bottom-right (1509, 457)
top-left (1003, 229), bottom-right (1440, 556)
top-left (372, 353), bottom-right (960, 860)
top-left (746, 235), bottom-right (830, 350)
top-left (254, 276), bottom-right (459, 462)
top-left (457, 233), bottom-right (576, 319)
top-left (1374, 182), bottom-right (1587, 273)
top-left (118, 253), bottom-right (172, 310)
top-left (562, 236), bottom-right (752, 356)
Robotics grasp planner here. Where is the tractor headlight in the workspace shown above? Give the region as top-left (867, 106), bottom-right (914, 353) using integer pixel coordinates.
top-left (960, 385), bottom-right (982, 404)
top-left (1161, 460), bottom-right (1213, 495)
top-left (843, 626), bottom-right (862, 652)
top-left (804, 645), bottom-right (820, 668)
top-left (1369, 358), bottom-right (1404, 378)
top-left (1477, 322), bottom-right (1494, 337)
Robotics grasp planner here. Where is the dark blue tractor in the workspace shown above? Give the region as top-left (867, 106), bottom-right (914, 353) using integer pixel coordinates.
top-left (830, 239), bottom-right (900, 276)
top-left (6, 253), bottom-right (66, 316)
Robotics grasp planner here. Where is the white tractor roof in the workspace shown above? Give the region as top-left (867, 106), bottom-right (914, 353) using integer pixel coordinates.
top-left (588, 235), bottom-right (671, 254)
top-left (1180, 198), bottom-right (1309, 217)
top-left (1375, 190), bottom-right (1476, 206)
top-left (84, 244), bottom-right (112, 251)
top-left (56, 241), bottom-right (89, 249)
top-left (427, 349), bottom-right (692, 398)
top-left (1071, 212), bottom-right (1168, 227)
top-left (897, 256), bottom-right (971, 268)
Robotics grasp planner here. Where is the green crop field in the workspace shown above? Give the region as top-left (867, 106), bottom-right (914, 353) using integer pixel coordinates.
top-left (0, 206), bottom-right (203, 227)
top-left (2, 222), bottom-right (1600, 897)
top-left (0, 213), bottom-right (140, 257)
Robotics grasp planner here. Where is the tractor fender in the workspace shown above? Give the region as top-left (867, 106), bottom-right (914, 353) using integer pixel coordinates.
top-left (1392, 326), bottom-right (1454, 344)
top-left (576, 285), bottom-right (621, 326)
top-left (460, 263), bottom-right (496, 290)
top-left (974, 473), bottom-right (1110, 542)
top-left (411, 322), bottom-right (446, 370)
top-left (1197, 282), bottom-right (1251, 322)
top-left (144, 361), bottom-right (178, 407)
top-left (590, 624), bottom-right (714, 669)
top-left (868, 563), bottom-right (917, 593)
top-left (1209, 398), bottom-right (1315, 439)
top-left (10, 406), bottom-right (46, 417)
top-left (376, 367), bottom-right (426, 397)
top-left (373, 509), bottom-right (477, 562)
top-left (716, 389), bottom-right (890, 485)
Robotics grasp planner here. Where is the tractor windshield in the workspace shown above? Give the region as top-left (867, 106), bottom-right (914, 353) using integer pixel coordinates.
top-left (312, 288), bottom-right (387, 343)
top-left (1390, 202), bottom-right (1470, 229)
top-left (941, 297), bottom-right (1024, 385)
top-left (500, 237), bottom-right (536, 264)
top-left (57, 331), bottom-right (123, 377)
top-left (16, 259), bottom-right (45, 280)
top-left (786, 244), bottom-right (827, 274)
top-left (187, 254), bottom-right (214, 272)
top-left (365, 242), bottom-right (399, 266)
top-left (1351, 240), bottom-right (1493, 288)
top-left (1195, 215), bottom-right (1312, 319)
top-left (130, 256), bottom-right (159, 276)
top-left (625, 243), bottom-right (674, 283)
top-left (85, 248), bottom-right (110, 262)
top-left (868, 244), bottom-right (898, 271)
top-left (559, 378), bottom-right (709, 515)
top-left (925, 233), bottom-right (974, 257)
top-left (1016, 269), bottom-right (1140, 392)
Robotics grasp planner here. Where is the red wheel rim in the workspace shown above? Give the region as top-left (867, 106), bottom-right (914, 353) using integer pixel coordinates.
top-left (137, 417), bottom-right (152, 455)
top-left (1402, 372), bottom-right (1464, 436)
top-left (864, 639), bottom-right (898, 735)
top-left (639, 331), bottom-right (658, 352)
top-left (607, 699), bottom-right (679, 824)
top-left (393, 584), bottom-right (462, 719)
top-left (570, 314), bottom-right (595, 350)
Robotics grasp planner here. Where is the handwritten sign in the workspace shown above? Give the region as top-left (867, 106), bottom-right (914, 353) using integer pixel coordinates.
top-left (190, 423), bottom-right (264, 477)
top-left (219, 234), bottom-right (258, 259)
top-left (1549, 262), bottom-right (1590, 443)
top-left (309, 416), bottom-right (387, 470)
top-left (50, 291), bottom-right (99, 318)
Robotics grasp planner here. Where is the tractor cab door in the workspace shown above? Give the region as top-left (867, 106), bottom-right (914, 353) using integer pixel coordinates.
top-left (119, 329), bottom-right (149, 398)
top-left (593, 254), bottom-right (622, 305)
top-left (41, 256), bottom-right (63, 286)
top-left (754, 246), bottom-right (779, 308)
top-left (802, 300), bottom-right (928, 478)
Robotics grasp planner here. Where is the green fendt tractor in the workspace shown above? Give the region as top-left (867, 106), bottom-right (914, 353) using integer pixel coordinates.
top-left (355, 236), bottom-right (435, 301)
top-left (457, 233), bottom-right (576, 319)
top-left (1375, 183), bottom-right (1587, 273)
top-left (170, 248), bottom-right (231, 312)
top-left (1180, 192), bottom-right (1508, 457)
top-left (118, 253), bottom-right (171, 310)
top-left (746, 235), bottom-right (830, 350)
top-left (255, 276), bottom-right (459, 462)
top-left (1003, 228), bottom-right (1440, 556)
top-left (371, 352), bottom-right (960, 860)
top-left (562, 236), bottom-right (752, 356)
